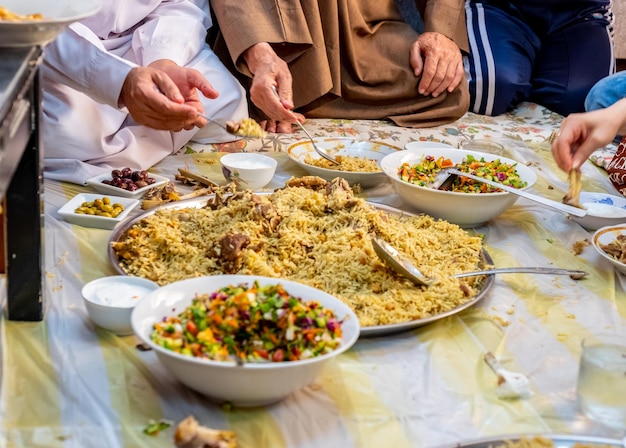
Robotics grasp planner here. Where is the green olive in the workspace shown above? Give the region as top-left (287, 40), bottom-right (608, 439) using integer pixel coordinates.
top-left (74, 196), bottom-right (124, 217)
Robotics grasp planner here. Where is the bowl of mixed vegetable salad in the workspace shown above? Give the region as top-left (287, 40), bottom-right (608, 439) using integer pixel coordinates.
top-left (131, 275), bottom-right (360, 407)
top-left (380, 144), bottom-right (537, 227)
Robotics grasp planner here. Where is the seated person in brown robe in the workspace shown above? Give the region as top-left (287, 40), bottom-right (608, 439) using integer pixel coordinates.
top-left (209, 0), bottom-right (469, 133)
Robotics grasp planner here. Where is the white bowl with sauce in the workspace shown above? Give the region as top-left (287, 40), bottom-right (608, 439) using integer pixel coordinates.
top-left (81, 276), bottom-right (159, 335)
top-left (220, 153), bottom-right (277, 190)
top-left (570, 192), bottom-right (626, 231)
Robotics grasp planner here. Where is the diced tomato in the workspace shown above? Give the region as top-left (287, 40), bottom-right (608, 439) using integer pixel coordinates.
top-left (186, 320), bottom-right (198, 336)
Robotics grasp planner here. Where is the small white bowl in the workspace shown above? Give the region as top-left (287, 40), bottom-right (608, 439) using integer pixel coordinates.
top-left (220, 153), bottom-right (277, 190)
top-left (132, 275), bottom-right (360, 407)
top-left (58, 193), bottom-right (140, 230)
top-left (380, 146), bottom-right (537, 227)
top-left (570, 192), bottom-right (626, 231)
top-left (592, 225), bottom-right (626, 276)
top-left (287, 138), bottom-right (401, 188)
top-left (86, 172), bottom-right (169, 199)
top-left (81, 276), bottom-right (159, 335)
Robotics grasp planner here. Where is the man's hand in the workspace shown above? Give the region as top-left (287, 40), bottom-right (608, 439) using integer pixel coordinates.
top-left (410, 32), bottom-right (465, 97)
top-left (119, 60), bottom-right (218, 132)
top-left (243, 42), bottom-right (301, 133)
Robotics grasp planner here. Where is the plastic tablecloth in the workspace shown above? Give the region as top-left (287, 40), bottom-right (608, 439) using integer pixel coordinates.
top-left (1, 103), bottom-right (625, 448)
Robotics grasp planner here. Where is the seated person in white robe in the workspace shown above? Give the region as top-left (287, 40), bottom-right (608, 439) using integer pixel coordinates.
top-left (42, 0), bottom-right (247, 184)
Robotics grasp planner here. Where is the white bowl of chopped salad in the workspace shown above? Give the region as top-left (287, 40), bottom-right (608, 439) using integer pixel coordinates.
top-left (380, 145), bottom-right (537, 227)
top-left (131, 275), bottom-right (360, 407)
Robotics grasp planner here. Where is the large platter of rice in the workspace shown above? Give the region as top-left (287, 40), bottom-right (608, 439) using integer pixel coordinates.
top-left (108, 177), bottom-right (494, 336)
top-left (434, 433), bottom-right (622, 448)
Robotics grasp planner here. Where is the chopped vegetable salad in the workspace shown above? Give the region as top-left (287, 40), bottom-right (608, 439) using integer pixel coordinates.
top-left (398, 155), bottom-right (527, 192)
top-left (151, 282), bottom-right (344, 363)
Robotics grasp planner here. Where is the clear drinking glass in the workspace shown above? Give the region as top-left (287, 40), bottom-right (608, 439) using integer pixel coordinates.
top-left (576, 333), bottom-right (626, 430)
top-left (461, 139), bottom-right (505, 156)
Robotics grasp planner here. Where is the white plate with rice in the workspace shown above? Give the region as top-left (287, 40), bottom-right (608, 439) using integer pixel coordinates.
top-left (287, 138), bottom-right (402, 189)
top-left (108, 190), bottom-right (494, 337)
top-left (0, 0), bottom-right (101, 47)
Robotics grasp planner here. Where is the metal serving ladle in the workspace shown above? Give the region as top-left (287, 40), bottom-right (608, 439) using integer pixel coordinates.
top-left (371, 236), bottom-right (588, 287)
top-left (434, 168), bottom-right (587, 218)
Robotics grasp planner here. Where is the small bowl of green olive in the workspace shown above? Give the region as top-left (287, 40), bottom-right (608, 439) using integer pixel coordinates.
top-left (58, 193), bottom-right (140, 229)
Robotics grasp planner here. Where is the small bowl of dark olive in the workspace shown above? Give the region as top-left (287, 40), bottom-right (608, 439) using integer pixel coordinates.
top-left (86, 168), bottom-right (169, 199)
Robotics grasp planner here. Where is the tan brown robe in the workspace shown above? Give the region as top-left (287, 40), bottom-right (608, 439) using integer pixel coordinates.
top-left (209, 0), bottom-right (469, 127)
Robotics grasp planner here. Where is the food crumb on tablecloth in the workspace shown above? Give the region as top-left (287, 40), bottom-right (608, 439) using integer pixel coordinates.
top-left (490, 315), bottom-right (510, 327)
top-left (572, 238), bottom-right (590, 255)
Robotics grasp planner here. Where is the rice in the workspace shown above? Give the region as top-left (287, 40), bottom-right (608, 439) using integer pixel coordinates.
top-left (491, 437), bottom-right (613, 448)
top-left (111, 178), bottom-right (485, 327)
top-left (304, 154), bottom-right (381, 172)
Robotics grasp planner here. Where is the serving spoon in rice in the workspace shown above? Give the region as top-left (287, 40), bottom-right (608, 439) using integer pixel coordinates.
top-left (371, 236), bottom-right (588, 287)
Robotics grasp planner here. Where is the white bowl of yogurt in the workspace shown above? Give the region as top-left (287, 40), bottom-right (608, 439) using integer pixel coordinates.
top-left (570, 192), bottom-right (626, 231)
top-left (81, 276), bottom-right (159, 335)
top-left (220, 153), bottom-right (277, 191)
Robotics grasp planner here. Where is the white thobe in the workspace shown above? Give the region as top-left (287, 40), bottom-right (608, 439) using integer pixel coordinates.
top-left (42, 0), bottom-right (247, 184)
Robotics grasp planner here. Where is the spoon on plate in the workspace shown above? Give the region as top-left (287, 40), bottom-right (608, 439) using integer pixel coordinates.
top-left (434, 168), bottom-right (588, 217)
top-left (295, 120), bottom-right (340, 165)
top-left (371, 236), bottom-right (588, 287)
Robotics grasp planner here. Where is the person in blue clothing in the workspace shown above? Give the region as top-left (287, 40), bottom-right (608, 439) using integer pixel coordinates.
top-left (585, 70), bottom-right (626, 113)
top-left (464, 0), bottom-right (615, 117)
